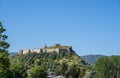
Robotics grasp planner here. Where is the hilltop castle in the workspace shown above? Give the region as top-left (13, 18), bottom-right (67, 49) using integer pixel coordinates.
top-left (19, 44), bottom-right (73, 54)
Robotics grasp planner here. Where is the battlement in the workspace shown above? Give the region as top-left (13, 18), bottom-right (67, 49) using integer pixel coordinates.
top-left (19, 44), bottom-right (73, 55)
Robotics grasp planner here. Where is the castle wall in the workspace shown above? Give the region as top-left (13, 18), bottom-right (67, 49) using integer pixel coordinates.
top-left (67, 47), bottom-right (72, 52)
top-left (30, 48), bottom-right (41, 53)
top-left (59, 49), bottom-right (68, 52)
top-left (19, 44), bottom-right (73, 55)
top-left (22, 49), bottom-right (30, 54)
top-left (19, 50), bottom-right (23, 55)
top-left (42, 48), bottom-right (60, 53)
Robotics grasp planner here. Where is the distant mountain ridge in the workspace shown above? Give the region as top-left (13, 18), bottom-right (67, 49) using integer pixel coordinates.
top-left (9, 52), bottom-right (18, 57)
top-left (81, 55), bottom-right (106, 64)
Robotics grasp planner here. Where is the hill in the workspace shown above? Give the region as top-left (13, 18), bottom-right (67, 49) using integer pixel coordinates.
top-left (10, 51), bottom-right (89, 67)
top-left (81, 55), bottom-right (106, 64)
top-left (9, 52), bottom-right (18, 57)
top-left (10, 51), bottom-right (91, 78)
top-left (9, 52), bottom-right (106, 65)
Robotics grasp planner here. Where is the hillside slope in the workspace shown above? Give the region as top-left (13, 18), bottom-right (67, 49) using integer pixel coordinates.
top-left (81, 55), bottom-right (106, 64)
top-left (10, 51), bottom-right (89, 67)
top-left (10, 51), bottom-right (91, 77)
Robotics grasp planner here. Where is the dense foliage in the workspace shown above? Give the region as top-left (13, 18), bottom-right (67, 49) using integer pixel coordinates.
top-left (0, 22), bottom-right (28, 78)
top-left (0, 22), bottom-right (11, 78)
top-left (10, 51), bottom-right (90, 78)
top-left (10, 61), bottom-right (27, 78)
top-left (28, 65), bottom-right (47, 78)
top-left (94, 56), bottom-right (120, 78)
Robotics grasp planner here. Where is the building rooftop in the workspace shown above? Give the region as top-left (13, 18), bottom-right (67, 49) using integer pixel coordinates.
top-left (48, 46), bottom-right (71, 49)
top-left (46, 44), bottom-right (71, 49)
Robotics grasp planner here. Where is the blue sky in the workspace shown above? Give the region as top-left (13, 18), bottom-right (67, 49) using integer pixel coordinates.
top-left (0, 0), bottom-right (120, 55)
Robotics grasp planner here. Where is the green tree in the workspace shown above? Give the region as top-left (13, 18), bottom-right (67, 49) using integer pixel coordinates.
top-left (94, 57), bottom-right (111, 78)
top-left (55, 62), bottom-right (68, 76)
top-left (28, 64), bottom-right (47, 78)
top-left (10, 61), bottom-right (27, 78)
top-left (109, 56), bottom-right (120, 78)
top-left (0, 22), bottom-right (11, 78)
top-left (55, 64), bottom-right (63, 75)
top-left (68, 64), bottom-right (80, 78)
top-left (94, 56), bottom-right (120, 78)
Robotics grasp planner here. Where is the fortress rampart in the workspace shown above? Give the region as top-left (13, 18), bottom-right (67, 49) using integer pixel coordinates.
top-left (19, 44), bottom-right (73, 54)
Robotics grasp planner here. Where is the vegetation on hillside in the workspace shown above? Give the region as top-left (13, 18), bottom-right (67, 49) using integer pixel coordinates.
top-left (10, 51), bottom-right (91, 78)
top-left (94, 56), bottom-right (120, 78)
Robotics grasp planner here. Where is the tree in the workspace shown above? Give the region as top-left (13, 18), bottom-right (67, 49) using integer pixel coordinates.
top-left (55, 62), bottom-right (68, 76)
top-left (94, 56), bottom-right (120, 78)
top-left (10, 61), bottom-right (27, 78)
top-left (94, 57), bottom-right (112, 78)
top-left (68, 64), bottom-right (80, 78)
top-left (0, 22), bottom-right (11, 78)
top-left (109, 56), bottom-right (120, 78)
top-left (28, 64), bottom-right (47, 78)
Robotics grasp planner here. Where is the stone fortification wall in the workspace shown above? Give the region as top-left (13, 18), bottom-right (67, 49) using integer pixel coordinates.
top-left (19, 44), bottom-right (73, 55)
top-left (42, 48), bottom-right (60, 53)
top-left (30, 48), bottom-right (41, 53)
top-left (20, 49), bottom-right (30, 54)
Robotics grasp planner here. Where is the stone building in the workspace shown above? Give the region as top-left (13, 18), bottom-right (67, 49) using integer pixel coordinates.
top-left (19, 44), bottom-right (73, 55)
